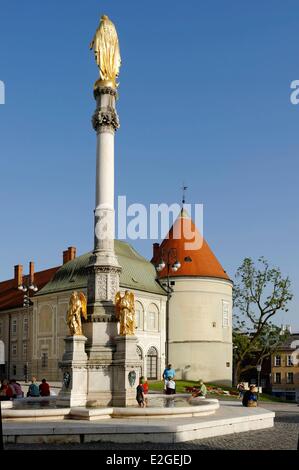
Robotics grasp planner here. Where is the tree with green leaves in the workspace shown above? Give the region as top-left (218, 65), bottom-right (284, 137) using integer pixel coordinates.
top-left (233, 257), bottom-right (292, 385)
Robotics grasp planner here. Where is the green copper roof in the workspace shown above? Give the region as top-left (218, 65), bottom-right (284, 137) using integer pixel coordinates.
top-left (37, 240), bottom-right (166, 296)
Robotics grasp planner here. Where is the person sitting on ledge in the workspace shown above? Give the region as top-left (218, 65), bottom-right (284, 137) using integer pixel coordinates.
top-left (39, 378), bottom-right (50, 397)
top-left (27, 376), bottom-right (40, 397)
top-left (242, 385), bottom-right (258, 407)
top-left (192, 379), bottom-right (207, 398)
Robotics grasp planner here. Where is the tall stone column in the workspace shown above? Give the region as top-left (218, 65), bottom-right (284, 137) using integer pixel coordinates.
top-left (84, 81), bottom-right (122, 405)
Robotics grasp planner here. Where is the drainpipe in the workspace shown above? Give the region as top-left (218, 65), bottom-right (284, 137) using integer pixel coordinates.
top-left (7, 313), bottom-right (11, 380)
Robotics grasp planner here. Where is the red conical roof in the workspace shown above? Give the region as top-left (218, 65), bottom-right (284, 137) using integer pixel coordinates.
top-left (151, 209), bottom-right (230, 280)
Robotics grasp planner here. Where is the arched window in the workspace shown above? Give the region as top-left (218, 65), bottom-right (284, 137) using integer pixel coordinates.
top-left (146, 346), bottom-right (158, 380)
top-left (147, 304), bottom-right (159, 332)
top-left (136, 345), bottom-right (143, 361)
top-left (136, 345), bottom-right (144, 376)
top-left (135, 301), bottom-right (144, 331)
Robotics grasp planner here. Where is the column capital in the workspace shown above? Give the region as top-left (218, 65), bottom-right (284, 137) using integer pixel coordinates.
top-left (92, 106), bottom-right (120, 132)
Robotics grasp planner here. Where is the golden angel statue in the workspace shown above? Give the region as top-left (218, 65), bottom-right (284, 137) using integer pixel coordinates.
top-left (66, 291), bottom-right (87, 336)
top-left (115, 290), bottom-right (136, 336)
top-left (89, 15), bottom-right (121, 88)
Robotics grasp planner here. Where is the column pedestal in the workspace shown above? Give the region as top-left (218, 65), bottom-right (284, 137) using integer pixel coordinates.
top-left (112, 335), bottom-right (142, 406)
top-left (56, 335), bottom-right (88, 407)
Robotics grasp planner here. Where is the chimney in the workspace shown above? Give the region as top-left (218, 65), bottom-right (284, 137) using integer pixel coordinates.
top-left (63, 250), bottom-right (70, 264)
top-left (29, 261), bottom-right (34, 285)
top-left (14, 264), bottom-right (23, 287)
top-left (153, 243), bottom-right (160, 261)
top-left (63, 246), bottom-right (77, 264)
top-left (68, 246), bottom-right (76, 261)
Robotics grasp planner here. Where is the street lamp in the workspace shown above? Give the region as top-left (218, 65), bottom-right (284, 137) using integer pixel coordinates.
top-left (256, 364), bottom-right (262, 399)
top-left (155, 248), bottom-right (181, 366)
top-left (233, 345), bottom-right (238, 386)
top-left (17, 266), bottom-right (38, 383)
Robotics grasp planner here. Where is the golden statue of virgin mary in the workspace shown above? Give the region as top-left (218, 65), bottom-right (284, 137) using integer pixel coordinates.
top-left (89, 15), bottom-right (121, 89)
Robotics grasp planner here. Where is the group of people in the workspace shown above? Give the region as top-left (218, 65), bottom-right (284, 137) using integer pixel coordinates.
top-left (237, 382), bottom-right (258, 407)
top-left (0, 376), bottom-right (50, 400)
top-left (136, 364), bottom-right (208, 406)
top-left (162, 364), bottom-right (207, 398)
top-left (0, 379), bottom-right (24, 399)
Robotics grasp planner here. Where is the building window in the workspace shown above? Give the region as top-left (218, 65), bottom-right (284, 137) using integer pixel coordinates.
top-left (135, 302), bottom-right (144, 331)
top-left (12, 343), bottom-right (17, 356)
top-left (274, 372), bottom-right (281, 384)
top-left (0, 320), bottom-right (2, 336)
top-left (287, 355), bottom-right (293, 366)
top-left (24, 363), bottom-right (28, 378)
top-left (146, 346), bottom-right (158, 380)
top-left (12, 319), bottom-right (17, 335)
top-left (136, 345), bottom-right (143, 375)
top-left (12, 365), bottom-right (16, 376)
top-left (287, 372), bottom-right (294, 384)
top-left (23, 317), bottom-right (28, 335)
top-left (147, 304), bottom-right (159, 331)
top-left (226, 362), bottom-right (230, 367)
top-left (136, 345), bottom-right (143, 361)
top-left (274, 355), bottom-right (281, 367)
top-left (41, 352), bottom-right (48, 368)
top-left (222, 301), bottom-right (229, 328)
top-left (23, 342), bottom-right (27, 358)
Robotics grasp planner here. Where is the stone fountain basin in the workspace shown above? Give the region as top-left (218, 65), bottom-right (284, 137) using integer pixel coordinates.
top-left (1, 394), bottom-right (219, 421)
top-left (70, 394), bottom-right (219, 421)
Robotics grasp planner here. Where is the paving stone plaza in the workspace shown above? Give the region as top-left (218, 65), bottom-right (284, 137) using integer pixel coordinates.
top-left (3, 402), bottom-right (298, 450)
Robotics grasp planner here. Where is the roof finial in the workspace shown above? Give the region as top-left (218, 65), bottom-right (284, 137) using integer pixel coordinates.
top-left (181, 183), bottom-right (188, 206)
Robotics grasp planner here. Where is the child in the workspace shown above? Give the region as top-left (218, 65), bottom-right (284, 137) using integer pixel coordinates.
top-left (166, 378), bottom-right (176, 395)
top-left (141, 376), bottom-right (149, 406)
top-left (136, 378), bottom-right (145, 407)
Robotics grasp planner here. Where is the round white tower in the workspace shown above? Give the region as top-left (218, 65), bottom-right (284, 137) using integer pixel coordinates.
top-left (152, 210), bottom-right (233, 385)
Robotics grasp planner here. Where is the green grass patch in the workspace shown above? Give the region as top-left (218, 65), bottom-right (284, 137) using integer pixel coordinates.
top-left (148, 380), bottom-right (295, 403)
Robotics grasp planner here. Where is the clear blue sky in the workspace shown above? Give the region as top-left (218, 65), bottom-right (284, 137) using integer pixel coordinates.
top-left (0, 1), bottom-right (298, 330)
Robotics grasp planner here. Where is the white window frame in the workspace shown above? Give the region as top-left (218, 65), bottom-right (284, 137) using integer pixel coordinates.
top-left (274, 355), bottom-right (281, 367)
top-left (135, 302), bottom-right (144, 331)
top-left (147, 305), bottom-right (159, 332)
top-left (274, 372), bottom-right (281, 384)
top-left (287, 372), bottom-right (294, 384)
top-left (12, 343), bottom-right (17, 356)
top-left (287, 355), bottom-right (293, 366)
top-left (12, 318), bottom-right (17, 335)
top-left (222, 301), bottom-right (229, 328)
top-left (23, 317), bottom-right (28, 335)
